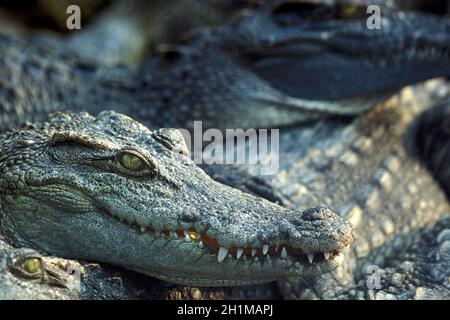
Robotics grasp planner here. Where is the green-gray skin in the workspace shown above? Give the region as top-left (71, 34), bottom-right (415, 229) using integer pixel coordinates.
top-left (0, 111), bottom-right (354, 287)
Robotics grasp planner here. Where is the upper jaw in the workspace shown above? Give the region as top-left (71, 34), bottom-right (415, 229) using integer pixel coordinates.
top-left (99, 191), bottom-right (354, 281)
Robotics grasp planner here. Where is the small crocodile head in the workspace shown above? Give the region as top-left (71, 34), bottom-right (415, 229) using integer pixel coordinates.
top-left (0, 111), bottom-right (354, 286)
top-left (217, 0), bottom-right (450, 100)
top-left (0, 247), bottom-right (82, 299)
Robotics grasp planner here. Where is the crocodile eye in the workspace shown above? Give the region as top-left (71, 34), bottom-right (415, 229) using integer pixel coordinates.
top-left (23, 258), bottom-right (41, 275)
top-left (337, 3), bottom-right (367, 19)
top-left (273, 1), bottom-right (367, 23)
top-left (120, 152), bottom-right (145, 171)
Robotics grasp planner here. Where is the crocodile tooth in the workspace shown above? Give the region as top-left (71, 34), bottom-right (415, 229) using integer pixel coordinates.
top-left (140, 227), bottom-right (146, 233)
top-left (334, 252), bottom-right (345, 264)
top-left (236, 248), bottom-right (244, 259)
top-left (198, 241), bottom-right (204, 249)
top-left (281, 247), bottom-right (288, 259)
top-left (171, 231), bottom-right (179, 240)
top-left (266, 255), bottom-right (271, 261)
top-left (218, 247), bottom-right (229, 263)
top-left (254, 257), bottom-right (259, 263)
top-left (324, 252), bottom-right (331, 260)
top-left (295, 262), bottom-right (301, 268)
top-left (154, 230), bottom-right (161, 237)
top-left (251, 248), bottom-right (257, 257)
top-left (262, 244), bottom-right (269, 255)
top-left (184, 234), bottom-right (191, 242)
top-left (307, 254), bottom-right (314, 264)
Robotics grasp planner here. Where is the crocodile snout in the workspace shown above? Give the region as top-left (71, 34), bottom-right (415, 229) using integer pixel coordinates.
top-left (277, 206), bottom-right (354, 264)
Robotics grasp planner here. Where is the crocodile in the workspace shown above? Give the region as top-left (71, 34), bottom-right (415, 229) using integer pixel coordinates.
top-left (0, 236), bottom-right (169, 300)
top-left (0, 239), bottom-right (81, 299)
top-left (0, 110), bottom-right (354, 286)
top-left (0, 82), bottom-right (449, 299)
top-left (134, 0), bottom-right (450, 129)
top-left (206, 80), bottom-right (450, 299)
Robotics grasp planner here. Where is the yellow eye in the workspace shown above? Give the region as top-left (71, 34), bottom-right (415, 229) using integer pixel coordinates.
top-left (120, 153), bottom-right (145, 171)
top-left (23, 258), bottom-right (41, 274)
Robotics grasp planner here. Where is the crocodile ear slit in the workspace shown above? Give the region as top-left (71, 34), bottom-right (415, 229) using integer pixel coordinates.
top-left (152, 128), bottom-right (190, 156)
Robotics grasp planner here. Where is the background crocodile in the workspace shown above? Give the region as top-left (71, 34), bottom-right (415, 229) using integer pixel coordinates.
top-left (1, 1), bottom-right (450, 132)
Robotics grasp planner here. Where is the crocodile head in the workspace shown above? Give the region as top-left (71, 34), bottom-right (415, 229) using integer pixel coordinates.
top-left (0, 247), bottom-right (81, 299)
top-left (0, 111), bottom-right (354, 286)
top-left (214, 0), bottom-right (450, 100)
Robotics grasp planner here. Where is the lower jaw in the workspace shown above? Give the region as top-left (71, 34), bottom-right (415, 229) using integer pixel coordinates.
top-left (144, 271), bottom-right (278, 287)
top-left (127, 261), bottom-right (334, 287)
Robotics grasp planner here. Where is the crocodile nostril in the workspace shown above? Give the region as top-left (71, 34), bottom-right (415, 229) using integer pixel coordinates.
top-left (300, 206), bottom-right (332, 221)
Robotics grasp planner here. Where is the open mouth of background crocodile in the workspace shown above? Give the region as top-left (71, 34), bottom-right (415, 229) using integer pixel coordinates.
top-left (104, 208), bottom-right (343, 267)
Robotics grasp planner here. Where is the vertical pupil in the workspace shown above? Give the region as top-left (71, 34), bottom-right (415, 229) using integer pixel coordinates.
top-left (123, 154), bottom-right (141, 170)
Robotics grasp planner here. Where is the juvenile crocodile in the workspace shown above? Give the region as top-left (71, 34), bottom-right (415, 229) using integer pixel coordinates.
top-left (0, 237), bottom-right (163, 300)
top-left (0, 240), bottom-right (81, 299)
top-left (0, 110), bottom-right (354, 286)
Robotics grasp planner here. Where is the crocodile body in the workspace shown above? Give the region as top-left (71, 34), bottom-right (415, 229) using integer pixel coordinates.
top-left (335, 217), bottom-right (450, 300)
top-left (2, 1), bottom-right (450, 131)
top-left (206, 81), bottom-right (450, 299)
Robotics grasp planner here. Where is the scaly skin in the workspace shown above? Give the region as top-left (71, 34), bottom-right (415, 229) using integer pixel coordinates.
top-left (334, 217), bottom-right (450, 300)
top-left (0, 111), bottom-right (354, 286)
